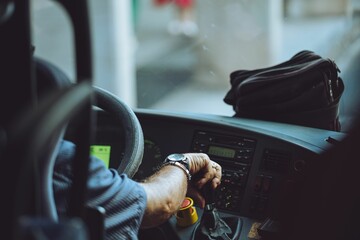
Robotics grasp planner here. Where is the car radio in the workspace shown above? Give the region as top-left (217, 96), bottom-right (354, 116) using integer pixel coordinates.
top-left (191, 130), bottom-right (256, 213)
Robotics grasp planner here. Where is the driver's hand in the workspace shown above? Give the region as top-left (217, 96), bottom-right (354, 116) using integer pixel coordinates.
top-left (183, 153), bottom-right (222, 208)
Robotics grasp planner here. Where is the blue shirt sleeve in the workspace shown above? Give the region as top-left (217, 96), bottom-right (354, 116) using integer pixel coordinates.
top-left (53, 140), bottom-right (147, 240)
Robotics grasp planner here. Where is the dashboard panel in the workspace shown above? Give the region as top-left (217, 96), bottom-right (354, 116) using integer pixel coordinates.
top-left (90, 108), bottom-right (346, 239)
top-left (92, 109), bottom-right (345, 221)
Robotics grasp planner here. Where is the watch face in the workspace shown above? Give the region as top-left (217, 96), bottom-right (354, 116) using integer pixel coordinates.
top-left (166, 153), bottom-right (190, 173)
top-left (168, 153), bottom-right (186, 161)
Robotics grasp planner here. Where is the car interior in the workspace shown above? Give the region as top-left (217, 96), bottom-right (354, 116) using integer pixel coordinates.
top-left (1, 0), bottom-right (360, 240)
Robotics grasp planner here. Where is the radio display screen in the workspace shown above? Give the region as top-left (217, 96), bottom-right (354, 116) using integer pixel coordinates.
top-left (208, 145), bottom-right (236, 158)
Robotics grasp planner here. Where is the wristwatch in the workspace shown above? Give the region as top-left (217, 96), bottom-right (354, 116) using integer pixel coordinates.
top-left (163, 153), bottom-right (191, 181)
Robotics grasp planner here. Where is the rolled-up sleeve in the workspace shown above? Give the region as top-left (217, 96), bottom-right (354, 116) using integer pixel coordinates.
top-left (53, 140), bottom-right (147, 240)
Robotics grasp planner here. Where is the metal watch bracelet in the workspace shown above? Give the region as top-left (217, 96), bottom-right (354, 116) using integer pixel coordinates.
top-left (162, 161), bottom-right (191, 181)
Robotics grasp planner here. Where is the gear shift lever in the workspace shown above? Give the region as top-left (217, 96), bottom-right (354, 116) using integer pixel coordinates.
top-left (201, 183), bottom-right (222, 230)
top-left (191, 183), bottom-right (242, 240)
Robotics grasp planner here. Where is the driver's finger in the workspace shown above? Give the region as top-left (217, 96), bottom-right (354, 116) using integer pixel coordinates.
top-left (211, 161), bottom-right (222, 188)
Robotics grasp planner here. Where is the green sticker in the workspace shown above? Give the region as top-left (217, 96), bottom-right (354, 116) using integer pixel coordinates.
top-left (90, 145), bottom-right (111, 168)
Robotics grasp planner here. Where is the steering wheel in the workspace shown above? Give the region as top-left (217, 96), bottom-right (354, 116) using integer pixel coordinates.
top-left (35, 57), bottom-right (144, 178)
top-left (93, 87), bottom-right (144, 178)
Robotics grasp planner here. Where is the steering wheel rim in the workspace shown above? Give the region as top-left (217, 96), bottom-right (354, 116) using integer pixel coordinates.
top-left (94, 86), bottom-right (144, 178)
top-left (35, 57), bottom-right (143, 177)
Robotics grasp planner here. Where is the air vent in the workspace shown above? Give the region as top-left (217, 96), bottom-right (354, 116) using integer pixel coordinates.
top-left (261, 149), bottom-right (291, 173)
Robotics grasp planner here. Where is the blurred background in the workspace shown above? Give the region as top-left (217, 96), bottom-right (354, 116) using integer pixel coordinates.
top-left (31, 0), bottom-right (360, 130)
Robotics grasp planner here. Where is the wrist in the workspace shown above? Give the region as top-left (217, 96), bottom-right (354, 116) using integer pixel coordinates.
top-left (163, 154), bottom-right (192, 181)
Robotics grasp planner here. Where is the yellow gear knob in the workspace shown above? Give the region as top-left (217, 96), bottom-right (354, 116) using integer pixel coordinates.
top-left (176, 197), bottom-right (198, 227)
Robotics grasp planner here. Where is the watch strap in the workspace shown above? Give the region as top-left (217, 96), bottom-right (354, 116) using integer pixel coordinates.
top-left (162, 161), bottom-right (191, 181)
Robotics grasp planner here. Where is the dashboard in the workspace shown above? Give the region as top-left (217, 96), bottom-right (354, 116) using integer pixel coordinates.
top-left (90, 108), bottom-right (346, 239)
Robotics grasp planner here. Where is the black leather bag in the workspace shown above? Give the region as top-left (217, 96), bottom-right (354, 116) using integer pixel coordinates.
top-left (223, 50), bottom-right (345, 131)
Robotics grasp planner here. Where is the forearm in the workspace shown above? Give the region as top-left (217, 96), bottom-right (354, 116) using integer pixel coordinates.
top-left (139, 165), bottom-right (188, 228)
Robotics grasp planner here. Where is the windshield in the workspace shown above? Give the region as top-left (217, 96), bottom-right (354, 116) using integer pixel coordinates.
top-left (31, 0), bottom-right (360, 132)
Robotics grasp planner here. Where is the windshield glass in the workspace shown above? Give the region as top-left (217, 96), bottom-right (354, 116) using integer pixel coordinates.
top-left (31, 0), bottom-right (360, 132)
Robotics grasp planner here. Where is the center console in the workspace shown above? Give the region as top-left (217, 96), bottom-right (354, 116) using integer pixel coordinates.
top-left (191, 131), bottom-right (256, 214)
top-left (190, 129), bottom-right (309, 222)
